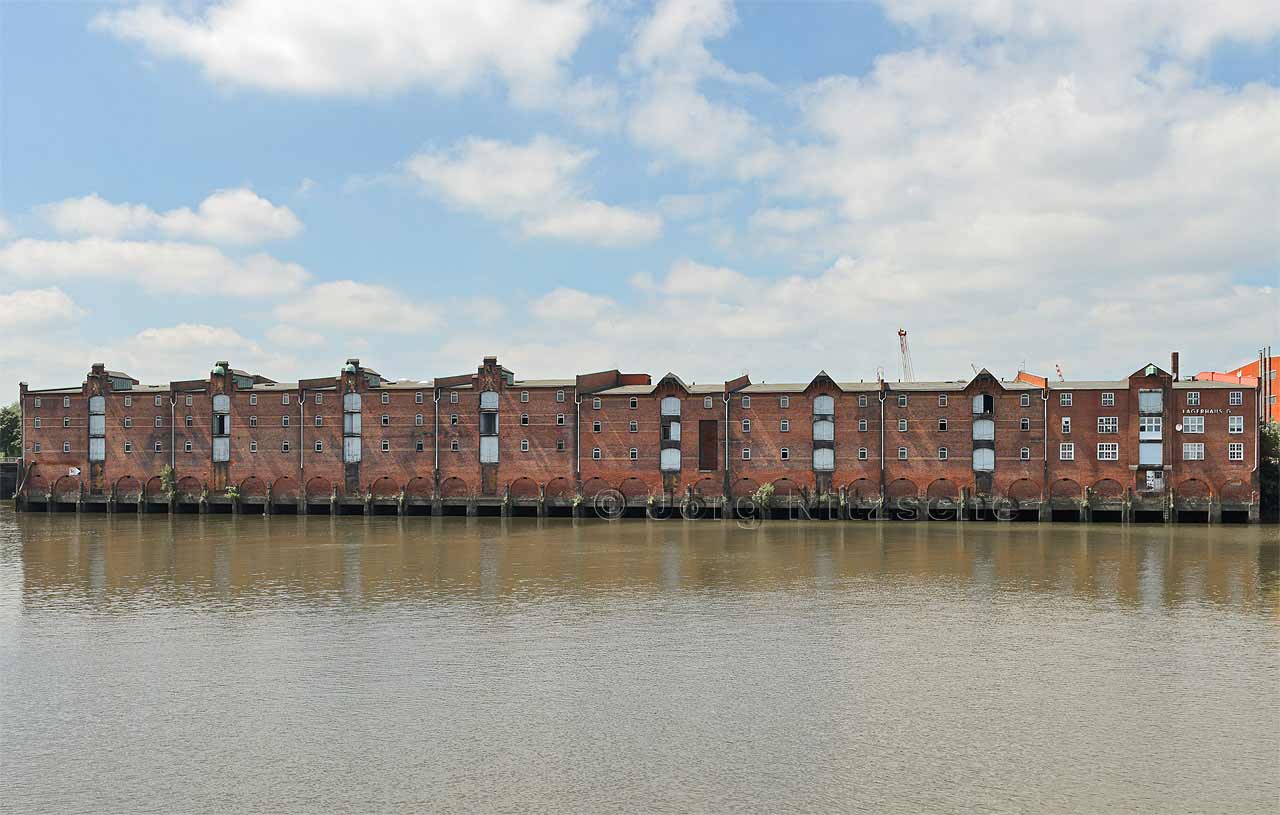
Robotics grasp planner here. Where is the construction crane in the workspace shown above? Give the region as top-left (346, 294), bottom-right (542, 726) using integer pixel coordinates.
top-left (897, 328), bottom-right (915, 382)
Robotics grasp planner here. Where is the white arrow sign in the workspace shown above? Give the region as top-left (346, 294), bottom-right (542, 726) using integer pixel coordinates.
top-left (68, 467), bottom-right (81, 477)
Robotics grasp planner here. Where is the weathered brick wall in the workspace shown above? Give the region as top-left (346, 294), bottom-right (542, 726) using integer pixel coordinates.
top-left (496, 385), bottom-right (574, 497)
top-left (578, 391), bottom-right (662, 497)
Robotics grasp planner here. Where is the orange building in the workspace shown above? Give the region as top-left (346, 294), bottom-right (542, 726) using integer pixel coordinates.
top-left (1196, 354), bottom-right (1277, 423)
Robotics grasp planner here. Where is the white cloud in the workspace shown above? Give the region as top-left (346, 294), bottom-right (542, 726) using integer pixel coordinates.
top-left (272, 280), bottom-right (438, 334)
top-left (407, 135), bottom-right (662, 246)
top-left (265, 323), bottom-right (325, 348)
top-left (748, 207), bottom-right (828, 233)
top-left (93, 0), bottom-right (599, 123)
top-left (0, 215), bottom-right (14, 240)
top-left (531, 287), bottom-right (616, 322)
top-left (40, 188), bottom-right (302, 245)
top-left (0, 238), bottom-right (309, 296)
top-left (102, 324), bottom-right (296, 385)
top-left (0, 287), bottom-right (86, 329)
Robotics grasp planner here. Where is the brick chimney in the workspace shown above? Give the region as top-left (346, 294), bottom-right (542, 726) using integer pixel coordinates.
top-left (1170, 351), bottom-right (1180, 382)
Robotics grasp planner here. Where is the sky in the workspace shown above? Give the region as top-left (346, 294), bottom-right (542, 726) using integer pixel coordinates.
top-left (0, 0), bottom-right (1277, 399)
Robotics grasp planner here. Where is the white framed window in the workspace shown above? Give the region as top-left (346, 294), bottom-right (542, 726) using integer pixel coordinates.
top-left (379, 414), bottom-right (388, 426)
top-left (521, 439), bottom-right (530, 452)
top-left (1020, 447), bottom-right (1030, 460)
top-left (629, 420), bottom-right (638, 433)
top-left (33, 397), bottom-right (41, 408)
top-left (897, 394), bottom-right (907, 407)
top-left (858, 447), bottom-right (868, 460)
top-left (593, 420), bottom-right (601, 433)
top-left (122, 417), bottom-right (130, 428)
top-left (741, 447), bottom-right (751, 460)
top-left (63, 416), bottom-right (70, 428)
top-left (1183, 442), bottom-right (1205, 461)
top-left (938, 447), bottom-right (948, 460)
top-left (858, 394), bottom-right (868, 408)
top-left (1059, 392), bottom-right (1072, 406)
top-left (938, 418), bottom-right (948, 432)
top-left (33, 442), bottom-right (41, 453)
top-left (414, 392), bottom-right (422, 404)
top-left (124, 441), bottom-right (132, 453)
top-left (315, 441), bottom-right (323, 452)
top-left (63, 396), bottom-right (71, 408)
top-left (1182, 416), bottom-right (1204, 434)
top-left (780, 447), bottom-right (790, 461)
top-left (629, 447), bottom-right (637, 460)
top-left (282, 441), bottom-right (291, 453)
top-left (249, 416), bottom-right (257, 427)
top-left (63, 441), bottom-right (71, 453)
top-left (1020, 417), bottom-right (1030, 431)
top-left (1020, 393), bottom-right (1030, 407)
top-left (592, 447), bottom-right (601, 460)
top-left (1228, 442), bottom-right (1244, 461)
top-left (123, 395), bottom-right (132, 407)
top-left (556, 413), bottom-right (565, 426)
top-left (154, 395), bottom-right (162, 407)
top-left (629, 396), bottom-right (637, 409)
top-left (450, 414), bottom-right (458, 426)
top-left (592, 398), bottom-right (602, 410)
top-left (1139, 416), bottom-right (1162, 439)
top-left (281, 415), bottom-right (291, 427)
top-left (556, 390), bottom-right (565, 403)
top-left (416, 440), bottom-right (425, 452)
top-left (249, 394), bottom-right (257, 405)
top-left (556, 440), bottom-right (565, 452)
top-left (1059, 443), bottom-right (1074, 460)
top-left (33, 417), bottom-right (40, 429)
top-left (1097, 443), bottom-right (1119, 460)
top-left (742, 395), bottom-right (751, 408)
top-left (282, 394), bottom-right (290, 405)
top-left (381, 440), bottom-right (390, 453)
top-left (704, 396), bottom-right (714, 409)
top-left (780, 419), bottom-right (790, 432)
top-left (1098, 416), bottom-right (1118, 434)
top-left (1186, 391), bottom-right (1200, 406)
top-left (185, 416), bottom-right (193, 428)
top-left (742, 418), bottom-right (751, 433)
top-left (184, 441), bottom-right (192, 453)
top-left (897, 447), bottom-right (907, 460)
top-left (898, 419), bottom-right (907, 432)
top-left (154, 416), bottom-right (163, 428)
top-left (184, 394), bottom-right (193, 407)
top-left (780, 396), bottom-right (789, 409)
top-left (450, 440), bottom-right (459, 451)
top-left (415, 414), bottom-right (424, 426)
top-left (450, 391), bottom-right (459, 404)
top-left (1101, 392), bottom-right (1115, 407)
top-left (1061, 417), bottom-right (1071, 434)
top-left (522, 391), bottom-right (530, 403)
top-left (938, 394), bottom-right (948, 407)
top-left (1228, 415), bottom-right (1244, 434)
top-left (1229, 391), bottom-right (1242, 406)
top-left (316, 393), bottom-right (324, 405)
top-left (380, 392), bottom-right (389, 405)
top-left (520, 413), bottom-right (529, 426)
top-left (858, 418), bottom-right (868, 432)
top-left (249, 441), bottom-right (258, 453)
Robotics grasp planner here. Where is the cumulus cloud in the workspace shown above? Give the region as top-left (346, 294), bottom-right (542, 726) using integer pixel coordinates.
top-left (0, 238), bottom-right (309, 296)
top-left (0, 215), bottom-right (13, 240)
top-left (40, 188), bottom-right (302, 245)
top-left (406, 135), bottom-right (662, 246)
top-left (0, 287), bottom-right (86, 329)
top-left (272, 280), bottom-right (438, 334)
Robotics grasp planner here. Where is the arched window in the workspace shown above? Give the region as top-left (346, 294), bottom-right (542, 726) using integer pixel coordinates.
top-left (813, 419), bottom-right (834, 441)
top-left (972, 419), bottom-right (994, 440)
top-left (813, 394), bottom-right (834, 415)
top-left (972, 394), bottom-right (993, 414)
top-left (661, 396), bottom-right (681, 416)
top-left (480, 391), bottom-right (498, 410)
top-left (973, 448), bottom-right (995, 471)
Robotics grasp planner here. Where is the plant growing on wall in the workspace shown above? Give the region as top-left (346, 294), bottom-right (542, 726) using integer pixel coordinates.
top-left (752, 482), bottom-right (775, 509)
top-left (0, 403), bottom-right (19, 458)
top-left (160, 465), bottom-right (176, 501)
top-left (224, 486), bottom-right (240, 501)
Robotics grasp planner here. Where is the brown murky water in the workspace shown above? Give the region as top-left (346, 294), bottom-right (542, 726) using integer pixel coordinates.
top-left (1, 506), bottom-right (1277, 814)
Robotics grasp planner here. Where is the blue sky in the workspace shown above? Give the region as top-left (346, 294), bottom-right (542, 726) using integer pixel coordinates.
top-left (1, 0), bottom-right (1277, 398)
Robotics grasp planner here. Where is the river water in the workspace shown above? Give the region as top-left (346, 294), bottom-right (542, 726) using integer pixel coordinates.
top-left (1, 507), bottom-right (1276, 814)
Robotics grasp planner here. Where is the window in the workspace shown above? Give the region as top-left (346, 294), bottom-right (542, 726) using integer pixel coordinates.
top-left (154, 416), bottom-right (163, 428)
top-left (1059, 392), bottom-right (1072, 407)
top-left (520, 413), bottom-right (529, 426)
top-left (938, 418), bottom-right (947, 432)
top-left (592, 447), bottom-right (601, 460)
top-left (1097, 443), bottom-right (1119, 460)
top-left (1102, 392), bottom-right (1115, 407)
top-left (593, 398), bottom-right (601, 410)
top-left (1061, 417), bottom-right (1071, 434)
top-left (593, 420), bottom-right (601, 433)
top-left (897, 394), bottom-right (907, 407)
top-left (1059, 443), bottom-right (1074, 460)
top-left (629, 420), bottom-right (638, 433)
top-left (184, 441), bottom-right (192, 453)
top-left (124, 441), bottom-right (132, 453)
top-left (282, 394), bottom-right (290, 405)
top-left (380, 392), bottom-right (389, 405)
top-left (122, 417), bottom-right (131, 429)
top-left (898, 419), bottom-right (907, 432)
top-left (557, 413), bottom-right (566, 426)
top-left (780, 419), bottom-right (790, 432)
top-left (1020, 447), bottom-right (1030, 460)
top-left (249, 441), bottom-right (258, 454)
top-left (63, 441), bottom-right (71, 453)
top-left (124, 395), bottom-right (131, 407)
top-left (315, 415), bottom-right (324, 427)
top-left (249, 394), bottom-right (258, 406)
top-left (1229, 442), bottom-right (1244, 461)
top-left (780, 447), bottom-right (790, 461)
top-left (814, 419), bottom-right (833, 441)
top-left (1182, 416), bottom-right (1204, 434)
top-left (33, 442), bottom-right (41, 453)
top-left (938, 394), bottom-right (948, 407)
top-left (415, 414), bottom-right (424, 427)
top-left (181, 394), bottom-right (191, 408)
top-left (742, 419), bottom-right (751, 433)
top-left (741, 447), bottom-right (751, 460)
top-left (813, 395), bottom-right (834, 415)
top-left (450, 414), bottom-right (458, 426)
top-left (33, 397), bottom-right (40, 408)
top-left (858, 418), bottom-right (868, 432)
top-left (381, 440), bottom-right (390, 453)
top-left (519, 439), bottom-right (530, 452)
top-left (63, 395), bottom-right (72, 408)
top-left (780, 396), bottom-right (789, 408)
top-left (249, 416), bottom-right (258, 427)
top-left (282, 441), bottom-right (291, 453)
top-left (973, 448), bottom-right (995, 472)
top-left (413, 392), bottom-right (422, 404)
top-left (315, 441), bottom-right (323, 452)
top-left (1229, 391), bottom-right (1242, 406)
top-left (1020, 393), bottom-right (1030, 407)
top-left (704, 396), bottom-right (714, 409)
top-left (973, 394), bottom-right (994, 414)
top-left (63, 416), bottom-right (70, 428)
top-left (33, 417), bottom-right (41, 429)
top-left (742, 395), bottom-right (751, 408)
top-left (1140, 443), bottom-right (1162, 467)
top-left (1228, 415), bottom-right (1244, 434)
top-left (1186, 391), bottom-right (1200, 406)
top-left (1139, 416), bottom-right (1162, 439)
top-left (283, 416), bottom-right (291, 428)
top-left (858, 394), bottom-right (868, 408)
top-left (556, 440), bottom-right (565, 452)
top-left (897, 447), bottom-right (907, 460)
top-left (450, 391), bottom-right (459, 404)
top-left (522, 391), bottom-right (530, 403)
top-left (858, 447), bottom-right (868, 460)
top-left (416, 440), bottom-right (425, 452)
top-left (629, 396), bottom-right (637, 409)
top-left (556, 390), bottom-right (565, 403)
top-left (629, 447), bottom-right (637, 460)
top-left (938, 447), bottom-right (948, 460)
top-left (1098, 416), bottom-right (1118, 434)
top-left (450, 440), bottom-right (459, 452)
top-left (315, 393), bottom-right (323, 405)
top-left (1183, 443), bottom-right (1205, 461)
top-left (973, 419), bottom-right (994, 440)
top-left (1020, 417), bottom-right (1030, 431)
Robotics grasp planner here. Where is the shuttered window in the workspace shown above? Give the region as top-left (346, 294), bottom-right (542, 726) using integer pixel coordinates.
top-left (480, 391), bottom-right (499, 410)
top-left (213, 437), bottom-right (230, 462)
top-left (343, 437), bottom-right (361, 463)
top-left (480, 436), bottom-right (499, 463)
top-left (813, 419), bottom-right (834, 441)
top-left (973, 448), bottom-right (995, 471)
top-left (661, 396), bottom-right (681, 416)
top-left (813, 395), bottom-right (834, 415)
top-left (88, 438), bottom-right (106, 462)
top-left (660, 448), bottom-right (681, 471)
top-left (972, 419), bottom-right (994, 441)
top-left (213, 394), bottom-right (230, 413)
top-left (813, 448), bottom-right (834, 471)
top-left (89, 415), bottom-right (105, 435)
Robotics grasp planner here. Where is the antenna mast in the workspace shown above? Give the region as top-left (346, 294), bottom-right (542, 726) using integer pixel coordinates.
top-left (897, 329), bottom-right (915, 382)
